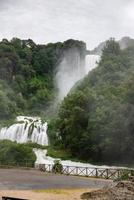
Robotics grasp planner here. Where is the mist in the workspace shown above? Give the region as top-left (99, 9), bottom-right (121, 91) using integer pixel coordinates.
top-left (55, 49), bottom-right (85, 101)
top-left (55, 49), bottom-right (100, 101)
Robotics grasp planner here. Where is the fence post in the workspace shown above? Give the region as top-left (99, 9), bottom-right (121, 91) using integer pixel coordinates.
top-left (67, 166), bottom-right (69, 175)
top-left (86, 167), bottom-right (88, 177)
top-left (95, 168), bottom-right (98, 178)
top-left (76, 167), bottom-right (78, 175)
top-left (118, 169), bottom-right (120, 179)
top-left (106, 169), bottom-right (109, 179)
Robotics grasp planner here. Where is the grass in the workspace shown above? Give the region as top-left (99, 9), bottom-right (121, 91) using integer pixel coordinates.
top-left (46, 146), bottom-right (92, 163)
top-left (34, 188), bottom-right (92, 195)
top-left (47, 147), bottom-right (73, 160)
top-left (27, 142), bottom-right (47, 149)
top-left (34, 189), bottom-right (69, 195)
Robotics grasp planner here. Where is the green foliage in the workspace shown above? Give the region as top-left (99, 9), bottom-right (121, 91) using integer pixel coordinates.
top-left (47, 146), bottom-right (72, 160)
top-left (0, 140), bottom-right (36, 166)
top-left (0, 81), bottom-right (18, 119)
top-left (0, 38), bottom-right (86, 119)
top-left (52, 160), bottom-right (63, 173)
top-left (57, 88), bottom-right (95, 159)
top-left (57, 39), bottom-right (134, 165)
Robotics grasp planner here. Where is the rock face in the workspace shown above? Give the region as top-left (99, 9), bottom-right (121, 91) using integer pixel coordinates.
top-left (81, 180), bottom-right (134, 200)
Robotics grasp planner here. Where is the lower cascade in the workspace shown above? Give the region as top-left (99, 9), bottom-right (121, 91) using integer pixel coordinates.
top-left (33, 148), bottom-right (100, 167)
top-left (0, 116), bottom-right (48, 146)
top-left (0, 116), bottom-right (124, 171)
top-left (33, 149), bottom-right (124, 177)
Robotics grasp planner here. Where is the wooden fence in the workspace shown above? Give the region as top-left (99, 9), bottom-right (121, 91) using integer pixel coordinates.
top-left (36, 164), bottom-right (134, 180)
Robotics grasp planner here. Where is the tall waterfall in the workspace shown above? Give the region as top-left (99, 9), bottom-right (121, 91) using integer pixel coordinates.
top-left (56, 53), bottom-right (100, 101)
top-left (0, 116), bottom-right (48, 146)
top-left (55, 48), bottom-right (85, 101)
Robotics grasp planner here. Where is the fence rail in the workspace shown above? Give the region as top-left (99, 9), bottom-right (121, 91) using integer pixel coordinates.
top-left (36, 163), bottom-right (134, 180)
top-left (0, 161), bottom-right (133, 180)
top-left (0, 161), bottom-right (34, 169)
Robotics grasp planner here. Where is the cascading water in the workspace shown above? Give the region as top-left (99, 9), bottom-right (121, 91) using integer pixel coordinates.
top-left (33, 53), bottom-right (101, 168)
top-left (85, 55), bottom-right (100, 74)
top-left (0, 116), bottom-right (48, 146)
top-left (55, 48), bottom-right (86, 101)
top-left (33, 148), bottom-right (122, 176)
top-left (0, 52), bottom-right (101, 169)
top-left (56, 52), bottom-right (100, 101)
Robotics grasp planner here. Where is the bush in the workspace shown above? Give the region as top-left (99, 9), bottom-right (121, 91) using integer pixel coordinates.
top-left (52, 160), bottom-right (63, 173)
top-left (0, 140), bottom-right (36, 167)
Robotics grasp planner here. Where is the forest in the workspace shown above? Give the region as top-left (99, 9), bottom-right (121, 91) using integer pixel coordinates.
top-left (0, 38), bottom-right (85, 122)
top-left (57, 39), bottom-right (134, 165)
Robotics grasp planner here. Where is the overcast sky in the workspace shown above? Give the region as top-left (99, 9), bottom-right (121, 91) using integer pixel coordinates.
top-left (0, 0), bottom-right (134, 49)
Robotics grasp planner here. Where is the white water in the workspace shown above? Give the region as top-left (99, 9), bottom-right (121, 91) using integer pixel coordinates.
top-left (56, 54), bottom-right (100, 101)
top-left (33, 148), bottom-right (101, 167)
top-left (85, 55), bottom-right (100, 74)
top-left (0, 116), bottom-right (48, 146)
top-left (33, 149), bottom-right (124, 176)
top-left (56, 50), bottom-right (85, 101)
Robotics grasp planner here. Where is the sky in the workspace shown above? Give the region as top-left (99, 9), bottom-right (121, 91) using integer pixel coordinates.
top-left (0, 0), bottom-right (134, 49)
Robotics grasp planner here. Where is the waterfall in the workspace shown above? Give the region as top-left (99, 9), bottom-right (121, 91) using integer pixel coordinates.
top-left (85, 55), bottom-right (100, 74)
top-left (56, 53), bottom-right (100, 101)
top-left (55, 49), bottom-right (85, 101)
top-left (0, 116), bottom-right (48, 146)
top-left (0, 54), bottom-right (100, 167)
top-left (33, 148), bottom-right (114, 177)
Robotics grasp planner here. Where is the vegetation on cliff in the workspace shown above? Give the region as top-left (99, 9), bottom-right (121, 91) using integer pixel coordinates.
top-left (57, 39), bottom-right (134, 165)
top-left (0, 37), bottom-right (134, 166)
top-left (0, 38), bottom-right (86, 121)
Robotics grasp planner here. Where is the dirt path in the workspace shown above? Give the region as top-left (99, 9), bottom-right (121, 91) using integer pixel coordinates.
top-left (0, 189), bottom-right (95, 200)
top-left (0, 168), bottom-right (112, 190)
top-left (0, 168), bottom-right (113, 199)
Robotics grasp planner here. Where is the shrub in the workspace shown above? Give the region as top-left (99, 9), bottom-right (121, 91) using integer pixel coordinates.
top-left (52, 160), bottom-right (63, 173)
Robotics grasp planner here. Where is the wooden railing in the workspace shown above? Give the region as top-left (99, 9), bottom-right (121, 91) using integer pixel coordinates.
top-left (36, 163), bottom-right (134, 180)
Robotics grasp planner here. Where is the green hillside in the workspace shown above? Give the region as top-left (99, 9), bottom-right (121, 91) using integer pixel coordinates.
top-left (57, 39), bottom-right (134, 165)
top-left (0, 38), bottom-right (85, 122)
